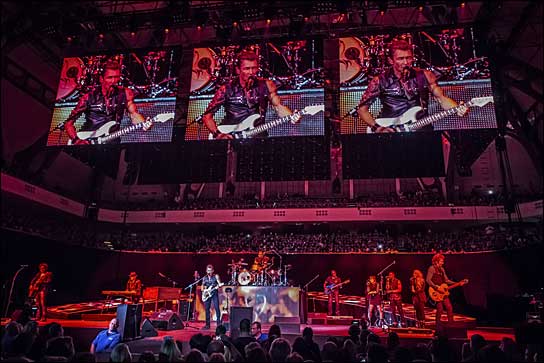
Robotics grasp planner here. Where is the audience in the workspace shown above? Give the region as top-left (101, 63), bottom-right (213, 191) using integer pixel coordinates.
top-left (233, 319), bottom-right (257, 360)
top-left (90, 318), bottom-right (121, 354)
top-left (1, 317), bottom-right (541, 363)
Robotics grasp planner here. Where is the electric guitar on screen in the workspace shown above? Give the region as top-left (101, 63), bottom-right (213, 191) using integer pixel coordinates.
top-left (208, 104), bottom-right (324, 139)
top-left (366, 96), bottom-right (494, 133)
top-left (67, 112), bottom-right (174, 145)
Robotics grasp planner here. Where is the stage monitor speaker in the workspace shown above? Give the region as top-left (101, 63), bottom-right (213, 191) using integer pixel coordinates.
top-left (117, 304), bottom-right (142, 340)
top-left (149, 310), bottom-right (184, 330)
top-left (141, 318), bottom-right (158, 337)
top-left (436, 321), bottom-right (467, 339)
top-left (230, 307), bottom-right (253, 339)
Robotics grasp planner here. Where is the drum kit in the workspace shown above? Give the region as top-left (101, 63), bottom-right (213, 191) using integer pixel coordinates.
top-left (56, 50), bottom-right (177, 103)
top-left (340, 29), bottom-right (489, 87)
top-left (227, 256), bottom-right (291, 287)
top-left (190, 41), bottom-right (324, 95)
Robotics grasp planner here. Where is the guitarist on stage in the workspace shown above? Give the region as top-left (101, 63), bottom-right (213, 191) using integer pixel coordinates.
top-left (426, 253), bottom-right (459, 330)
top-left (355, 39), bottom-right (468, 133)
top-left (202, 264), bottom-right (223, 330)
top-left (64, 60), bottom-right (150, 145)
top-left (28, 263), bottom-right (53, 322)
top-left (323, 270), bottom-right (342, 316)
top-left (202, 50), bottom-right (301, 139)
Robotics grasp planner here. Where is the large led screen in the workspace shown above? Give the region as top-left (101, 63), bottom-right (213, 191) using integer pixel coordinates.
top-left (339, 28), bottom-right (497, 134)
top-left (47, 48), bottom-right (179, 146)
top-left (185, 40), bottom-right (325, 140)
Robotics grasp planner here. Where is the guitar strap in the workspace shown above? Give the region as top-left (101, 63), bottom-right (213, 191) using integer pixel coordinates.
top-left (415, 69), bottom-right (429, 112)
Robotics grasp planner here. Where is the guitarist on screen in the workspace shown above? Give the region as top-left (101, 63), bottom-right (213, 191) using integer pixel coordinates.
top-left (64, 60), bottom-right (151, 145)
top-left (28, 263), bottom-right (53, 322)
top-left (201, 264), bottom-right (223, 330)
top-left (202, 50), bottom-right (301, 139)
top-left (355, 39), bottom-right (469, 133)
top-left (426, 253), bottom-right (468, 330)
top-left (323, 270), bottom-right (343, 316)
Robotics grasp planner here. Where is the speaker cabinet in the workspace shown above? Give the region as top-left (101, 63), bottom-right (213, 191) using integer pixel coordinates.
top-left (117, 304), bottom-right (142, 340)
top-left (141, 318), bottom-right (158, 337)
top-left (149, 310), bottom-right (184, 330)
top-left (229, 307), bottom-right (253, 339)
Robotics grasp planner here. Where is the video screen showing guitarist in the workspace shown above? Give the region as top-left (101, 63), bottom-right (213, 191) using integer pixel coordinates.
top-left (202, 50), bottom-right (301, 140)
top-left (201, 264), bottom-right (223, 330)
top-left (426, 253), bottom-right (468, 330)
top-left (323, 270), bottom-right (343, 316)
top-left (28, 263), bottom-right (52, 322)
top-left (64, 60), bottom-right (151, 145)
top-left (355, 39), bottom-right (469, 133)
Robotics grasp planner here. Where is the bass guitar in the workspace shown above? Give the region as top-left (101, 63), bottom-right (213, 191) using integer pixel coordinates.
top-left (202, 283), bottom-right (224, 302)
top-left (325, 279), bottom-right (350, 295)
top-left (67, 112), bottom-right (174, 145)
top-left (428, 279), bottom-right (469, 302)
top-left (367, 96), bottom-right (494, 133)
top-left (208, 105), bottom-right (324, 139)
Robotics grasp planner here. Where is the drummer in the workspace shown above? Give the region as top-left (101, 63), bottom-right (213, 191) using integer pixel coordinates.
top-left (253, 251), bottom-right (272, 271)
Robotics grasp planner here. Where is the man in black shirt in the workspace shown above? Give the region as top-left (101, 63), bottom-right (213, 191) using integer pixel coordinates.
top-left (201, 264), bottom-right (222, 330)
top-left (233, 318), bottom-right (257, 360)
top-left (355, 39), bottom-right (468, 133)
top-left (64, 60), bottom-right (149, 145)
top-left (202, 50), bottom-right (300, 139)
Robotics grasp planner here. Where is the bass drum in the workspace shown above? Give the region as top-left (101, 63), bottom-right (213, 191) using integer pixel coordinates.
top-left (339, 37), bottom-right (367, 86)
top-left (56, 57), bottom-right (84, 102)
top-left (191, 47), bottom-right (217, 94)
top-left (238, 270), bottom-right (252, 286)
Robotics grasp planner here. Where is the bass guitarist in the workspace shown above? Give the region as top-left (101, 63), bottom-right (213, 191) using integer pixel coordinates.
top-left (323, 270), bottom-right (342, 316)
top-left (426, 253), bottom-right (468, 330)
top-left (201, 264), bottom-right (223, 330)
top-left (202, 50), bottom-right (301, 139)
top-left (355, 39), bottom-right (468, 133)
top-left (64, 60), bottom-right (150, 145)
top-left (28, 263), bottom-right (53, 322)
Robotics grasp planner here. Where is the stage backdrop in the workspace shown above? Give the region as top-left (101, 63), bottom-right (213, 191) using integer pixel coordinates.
top-left (194, 286), bottom-right (300, 323)
top-left (2, 230), bottom-right (542, 316)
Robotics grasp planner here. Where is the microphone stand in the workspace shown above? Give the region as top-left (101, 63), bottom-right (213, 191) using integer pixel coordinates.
top-left (158, 273), bottom-right (179, 288)
top-left (376, 261), bottom-right (396, 329)
top-left (4, 265), bottom-right (28, 318)
top-left (302, 274), bottom-right (320, 323)
top-left (269, 249), bottom-right (284, 285)
top-left (183, 275), bottom-right (204, 329)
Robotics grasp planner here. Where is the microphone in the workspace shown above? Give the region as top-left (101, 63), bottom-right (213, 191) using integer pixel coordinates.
top-left (344, 104), bottom-right (361, 118)
top-left (20, 265), bottom-right (28, 267)
top-left (158, 272), bottom-right (166, 278)
top-left (402, 67), bottom-right (411, 81)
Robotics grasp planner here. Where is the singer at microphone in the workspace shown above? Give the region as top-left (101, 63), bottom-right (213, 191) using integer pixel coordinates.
top-left (353, 38), bottom-right (469, 134)
top-left (61, 59), bottom-right (150, 146)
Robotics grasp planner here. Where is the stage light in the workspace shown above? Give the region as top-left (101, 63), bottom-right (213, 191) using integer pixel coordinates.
top-left (197, 25), bottom-right (202, 31)
top-left (460, 2), bottom-right (466, 8)
top-left (130, 31), bottom-right (136, 37)
top-left (164, 28), bottom-right (170, 33)
top-left (98, 33), bottom-right (104, 39)
top-left (266, 19), bottom-right (271, 25)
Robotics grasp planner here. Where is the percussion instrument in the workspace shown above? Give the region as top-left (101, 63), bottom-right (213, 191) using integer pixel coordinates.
top-left (191, 47), bottom-right (217, 94)
top-left (56, 57), bottom-right (84, 101)
top-left (238, 270), bottom-right (252, 286)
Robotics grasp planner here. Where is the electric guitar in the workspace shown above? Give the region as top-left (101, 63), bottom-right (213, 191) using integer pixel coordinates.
top-left (202, 283), bottom-right (224, 302)
top-left (324, 279), bottom-right (350, 295)
top-left (67, 112), bottom-right (174, 145)
top-left (367, 96), bottom-right (494, 133)
top-left (208, 105), bottom-right (324, 139)
top-left (428, 279), bottom-right (469, 302)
